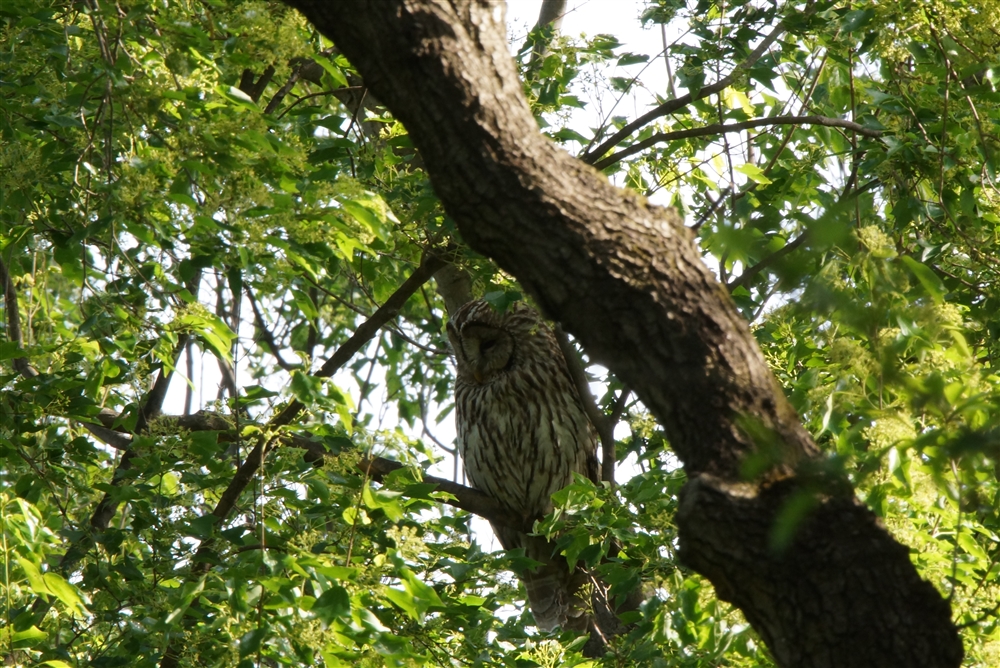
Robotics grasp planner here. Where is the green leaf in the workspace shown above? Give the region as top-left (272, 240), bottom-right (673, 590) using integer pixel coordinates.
top-left (164, 576), bottom-right (207, 625)
top-left (12, 625), bottom-right (47, 647)
top-left (0, 341), bottom-right (23, 360)
top-left (340, 198), bottom-right (389, 242)
top-left (312, 584), bottom-right (351, 624)
top-left (290, 370), bottom-right (323, 406)
top-left (177, 312), bottom-right (236, 363)
top-left (238, 628), bottom-right (267, 658)
top-left (184, 514), bottom-right (218, 539)
top-left (218, 85), bottom-right (259, 110)
top-left (384, 586), bottom-right (420, 621)
top-left (840, 9), bottom-right (875, 34)
top-left (957, 532), bottom-right (989, 562)
top-left (900, 256), bottom-right (946, 304)
top-left (385, 568), bottom-right (443, 622)
top-left (459, 594), bottom-right (487, 607)
top-left (362, 484), bottom-right (404, 522)
top-left (17, 558), bottom-right (87, 616)
top-left (312, 55), bottom-right (349, 88)
top-left (734, 163), bottom-right (772, 184)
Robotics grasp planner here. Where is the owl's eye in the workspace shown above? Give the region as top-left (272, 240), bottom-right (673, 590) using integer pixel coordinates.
top-left (480, 339), bottom-right (497, 353)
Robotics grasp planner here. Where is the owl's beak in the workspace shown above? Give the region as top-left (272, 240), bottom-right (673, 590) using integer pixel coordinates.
top-left (473, 370), bottom-right (484, 384)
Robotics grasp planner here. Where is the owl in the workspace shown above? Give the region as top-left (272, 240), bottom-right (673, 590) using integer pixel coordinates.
top-left (447, 299), bottom-right (600, 634)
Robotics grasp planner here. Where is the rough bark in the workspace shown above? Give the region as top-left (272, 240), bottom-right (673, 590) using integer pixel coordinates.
top-left (279, 1), bottom-right (962, 665)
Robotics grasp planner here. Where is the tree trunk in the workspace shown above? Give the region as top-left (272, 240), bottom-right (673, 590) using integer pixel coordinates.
top-left (280, 1), bottom-right (962, 665)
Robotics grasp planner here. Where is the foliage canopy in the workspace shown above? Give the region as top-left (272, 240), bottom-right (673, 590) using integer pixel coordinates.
top-left (2, 0), bottom-right (1000, 665)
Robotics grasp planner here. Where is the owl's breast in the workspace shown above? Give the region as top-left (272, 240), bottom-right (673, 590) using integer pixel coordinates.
top-left (455, 373), bottom-right (595, 519)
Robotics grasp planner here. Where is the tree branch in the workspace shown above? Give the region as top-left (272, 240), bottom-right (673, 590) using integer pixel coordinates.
top-left (603, 387), bottom-right (631, 485)
top-left (726, 231), bottom-right (810, 293)
top-left (554, 325), bottom-right (616, 484)
top-left (268, 251), bottom-right (448, 429)
top-left (263, 49), bottom-right (344, 116)
top-left (32, 332), bottom-right (189, 621)
top-left (0, 254), bottom-right (38, 379)
top-left (360, 456), bottom-right (515, 528)
top-left (723, 177), bottom-right (881, 293)
top-left (84, 333), bottom-right (188, 535)
top-left (75, 405), bottom-right (537, 532)
top-left (238, 65), bottom-right (276, 103)
top-left (434, 262), bottom-right (473, 315)
top-left (246, 284), bottom-right (302, 371)
top-left (582, 18), bottom-right (791, 164)
top-left (592, 115), bottom-right (882, 170)
top-left (87, 409), bottom-right (333, 463)
top-left (3, 253), bottom-right (139, 452)
top-left (527, 0), bottom-right (567, 67)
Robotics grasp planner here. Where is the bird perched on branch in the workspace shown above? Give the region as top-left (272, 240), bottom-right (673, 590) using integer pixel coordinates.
top-left (447, 299), bottom-right (604, 639)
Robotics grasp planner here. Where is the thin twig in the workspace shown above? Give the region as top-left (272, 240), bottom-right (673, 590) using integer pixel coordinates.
top-left (554, 326), bottom-right (616, 485)
top-left (277, 86), bottom-right (364, 119)
top-left (603, 387), bottom-right (631, 485)
top-left (246, 284), bottom-right (302, 371)
top-left (726, 232), bottom-right (809, 293)
top-left (592, 115), bottom-right (881, 170)
top-left (956, 600), bottom-right (1000, 629)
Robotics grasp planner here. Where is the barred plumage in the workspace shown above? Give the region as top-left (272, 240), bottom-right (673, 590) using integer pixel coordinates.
top-left (447, 299), bottom-right (599, 633)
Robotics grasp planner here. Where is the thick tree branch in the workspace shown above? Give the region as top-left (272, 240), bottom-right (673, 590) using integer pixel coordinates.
top-left (677, 475), bottom-right (955, 666)
top-left (582, 18), bottom-right (790, 164)
top-left (534, 0), bottom-right (566, 31)
top-left (279, 2), bottom-right (963, 665)
top-left (360, 456), bottom-right (514, 527)
top-left (527, 0), bottom-right (567, 66)
top-left (592, 115), bottom-right (883, 170)
top-left (434, 262), bottom-right (473, 315)
top-left (80, 408), bottom-right (505, 526)
top-left (288, 0), bottom-right (810, 477)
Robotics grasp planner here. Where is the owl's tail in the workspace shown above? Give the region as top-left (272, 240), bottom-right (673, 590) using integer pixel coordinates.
top-left (521, 538), bottom-right (592, 632)
top-left (496, 528), bottom-right (638, 656)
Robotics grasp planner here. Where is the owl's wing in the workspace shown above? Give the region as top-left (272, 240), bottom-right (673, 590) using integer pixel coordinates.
top-left (573, 408), bottom-right (601, 485)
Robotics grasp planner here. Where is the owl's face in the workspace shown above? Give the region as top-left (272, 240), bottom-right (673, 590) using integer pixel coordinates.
top-left (447, 302), bottom-right (517, 385)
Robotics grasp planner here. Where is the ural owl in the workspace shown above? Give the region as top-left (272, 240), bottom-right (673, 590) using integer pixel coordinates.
top-left (447, 299), bottom-right (600, 633)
